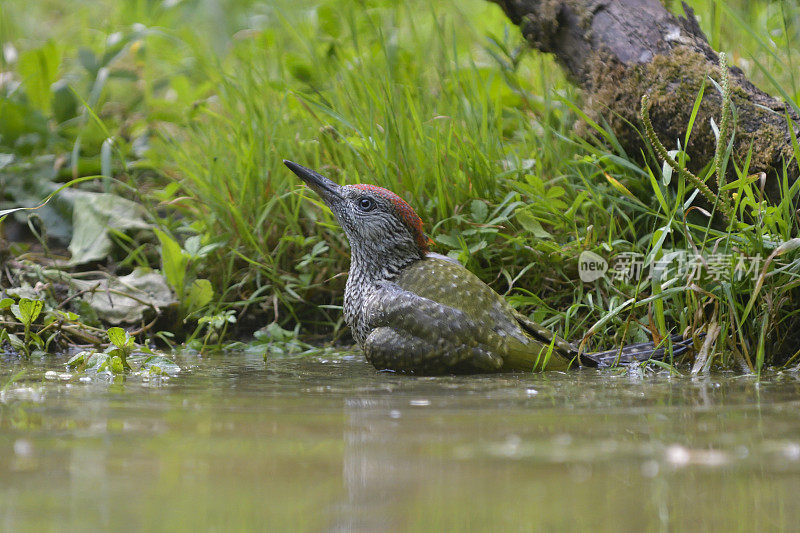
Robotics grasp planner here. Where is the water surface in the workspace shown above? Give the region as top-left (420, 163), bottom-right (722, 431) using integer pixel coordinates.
top-left (1, 352), bottom-right (799, 531)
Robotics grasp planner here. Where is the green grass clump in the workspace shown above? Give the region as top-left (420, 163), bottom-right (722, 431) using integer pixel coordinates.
top-left (2, 0), bottom-right (800, 371)
top-left (154, 2), bottom-right (579, 333)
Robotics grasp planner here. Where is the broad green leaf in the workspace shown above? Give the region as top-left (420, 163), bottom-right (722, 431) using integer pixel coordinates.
top-left (0, 298), bottom-right (13, 311)
top-left (14, 298), bottom-right (43, 325)
top-left (0, 99), bottom-right (48, 151)
top-left (7, 333), bottom-right (25, 351)
top-left (10, 305), bottom-right (23, 324)
top-left (51, 79), bottom-right (78, 122)
top-left (140, 355), bottom-right (181, 375)
top-left (107, 327), bottom-right (127, 348)
top-left (109, 355), bottom-right (125, 374)
top-left (185, 279), bottom-right (214, 312)
top-left (26, 300), bottom-right (44, 322)
top-left (155, 229), bottom-right (188, 296)
top-left (435, 234), bottom-right (462, 248)
top-left (515, 209), bottom-right (552, 239)
top-left (16, 41), bottom-right (62, 113)
top-left (67, 351), bottom-right (90, 368)
top-left (85, 352), bottom-right (109, 371)
top-left (468, 240), bottom-right (487, 254)
top-left (29, 332), bottom-right (44, 348)
top-left (470, 200), bottom-right (488, 223)
top-left (317, 3), bottom-right (342, 38)
top-left (184, 235), bottom-right (202, 257)
top-left (24, 299), bottom-right (44, 324)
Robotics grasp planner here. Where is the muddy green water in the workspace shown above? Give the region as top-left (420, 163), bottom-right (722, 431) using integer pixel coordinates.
top-left (1, 352), bottom-right (800, 531)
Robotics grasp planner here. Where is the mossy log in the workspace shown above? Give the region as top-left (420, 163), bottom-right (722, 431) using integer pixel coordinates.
top-left (490, 0), bottom-right (800, 200)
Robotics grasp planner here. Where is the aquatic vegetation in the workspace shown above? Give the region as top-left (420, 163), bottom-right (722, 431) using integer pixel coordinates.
top-left (66, 326), bottom-right (179, 376)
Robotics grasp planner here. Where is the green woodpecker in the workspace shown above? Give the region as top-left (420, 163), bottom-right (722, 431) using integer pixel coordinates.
top-left (285, 160), bottom-right (691, 375)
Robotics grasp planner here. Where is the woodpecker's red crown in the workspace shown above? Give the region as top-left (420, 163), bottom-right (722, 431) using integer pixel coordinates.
top-left (349, 183), bottom-right (429, 252)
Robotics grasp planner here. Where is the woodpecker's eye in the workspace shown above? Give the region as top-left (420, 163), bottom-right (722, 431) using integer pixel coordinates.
top-left (357, 197), bottom-right (375, 212)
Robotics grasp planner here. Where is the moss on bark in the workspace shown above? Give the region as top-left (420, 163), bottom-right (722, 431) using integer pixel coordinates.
top-left (492, 0), bottom-right (800, 200)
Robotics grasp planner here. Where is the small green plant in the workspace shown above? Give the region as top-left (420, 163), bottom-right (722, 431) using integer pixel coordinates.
top-left (0, 294), bottom-right (108, 356)
top-left (196, 310), bottom-right (237, 347)
top-left (67, 327), bottom-right (179, 376)
top-left (253, 322), bottom-right (321, 360)
top-left (154, 229), bottom-right (217, 315)
top-left (106, 327), bottom-right (135, 370)
top-left (5, 298), bottom-right (44, 357)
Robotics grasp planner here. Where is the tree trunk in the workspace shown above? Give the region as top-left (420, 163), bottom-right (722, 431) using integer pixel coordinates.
top-left (490, 0), bottom-right (799, 200)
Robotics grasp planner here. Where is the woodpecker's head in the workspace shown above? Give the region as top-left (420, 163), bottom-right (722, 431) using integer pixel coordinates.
top-left (284, 160), bottom-right (429, 265)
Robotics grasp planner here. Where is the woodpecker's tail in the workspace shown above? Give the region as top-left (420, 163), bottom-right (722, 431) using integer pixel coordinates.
top-left (581, 333), bottom-right (696, 368)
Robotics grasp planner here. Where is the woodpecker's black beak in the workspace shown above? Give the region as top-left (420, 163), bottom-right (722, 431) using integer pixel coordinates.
top-left (283, 160), bottom-right (343, 206)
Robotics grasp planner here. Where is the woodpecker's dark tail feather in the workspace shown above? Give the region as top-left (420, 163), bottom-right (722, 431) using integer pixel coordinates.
top-left (581, 334), bottom-right (695, 368)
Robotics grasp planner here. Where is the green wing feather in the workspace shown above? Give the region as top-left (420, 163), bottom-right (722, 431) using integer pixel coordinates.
top-left (394, 256), bottom-right (575, 371)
